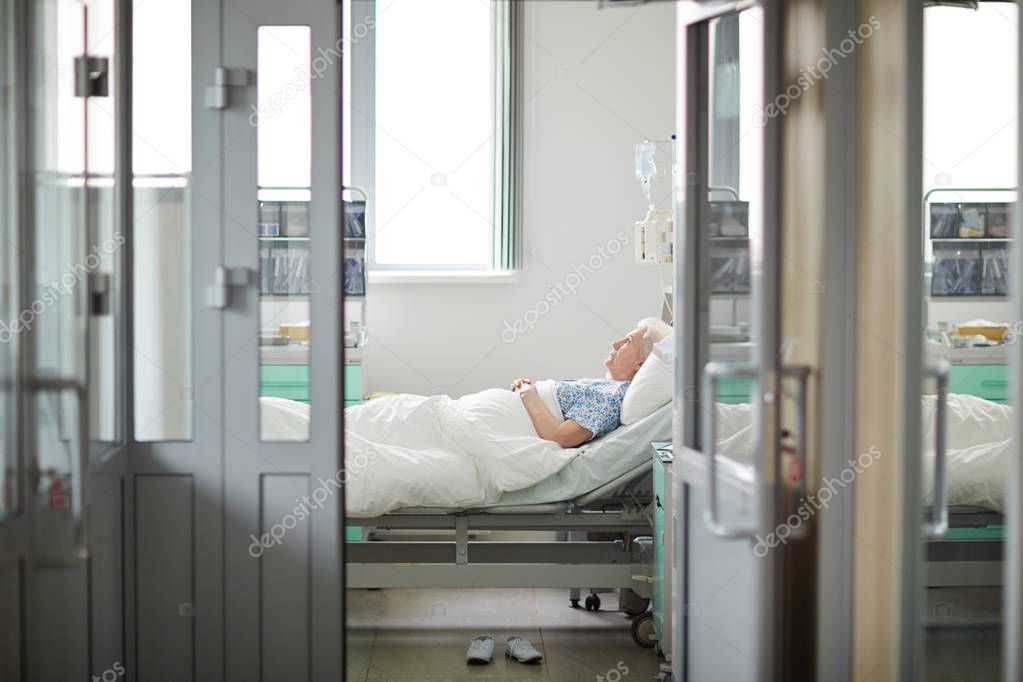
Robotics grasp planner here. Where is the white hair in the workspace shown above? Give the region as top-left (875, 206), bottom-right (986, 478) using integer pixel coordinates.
top-left (637, 317), bottom-right (672, 361)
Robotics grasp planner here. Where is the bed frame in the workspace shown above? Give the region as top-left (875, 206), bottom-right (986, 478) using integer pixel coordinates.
top-left (926, 505), bottom-right (1005, 587)
top-left (345, 459), bottom-right (656, 601)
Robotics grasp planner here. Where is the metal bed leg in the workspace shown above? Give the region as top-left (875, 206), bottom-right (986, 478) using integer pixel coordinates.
top-left (455, 516), bottom-right (469, 564)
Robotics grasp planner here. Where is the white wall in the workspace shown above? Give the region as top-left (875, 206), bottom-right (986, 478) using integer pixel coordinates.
top-left (363, 1), bottom-right (676, 397)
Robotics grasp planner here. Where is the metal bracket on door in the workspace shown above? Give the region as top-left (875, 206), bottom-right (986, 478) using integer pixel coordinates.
top-left (205, 67), bottom-right (252, 110)
top-left (74, 56), bottom-right (110, 97)
top-left (89, 272), bottom-right (111, 316)
top-left (206, 266), bottom-right (254, 309)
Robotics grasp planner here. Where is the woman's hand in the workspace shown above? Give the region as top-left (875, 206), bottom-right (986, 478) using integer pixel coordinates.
top-left (509, 378), bottom-right (534, 393)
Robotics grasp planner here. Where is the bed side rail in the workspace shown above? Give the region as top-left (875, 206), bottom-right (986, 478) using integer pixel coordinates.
top-left (571, 460), bottom-right (653, 508)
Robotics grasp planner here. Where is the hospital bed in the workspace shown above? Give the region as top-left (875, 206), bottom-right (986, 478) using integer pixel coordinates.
top-left (345, 404), bottom-right (672, 626)
top-left (918, 392), bottom-right (1009, 589)
top-left (927, 506), bottom-right (1004, 587)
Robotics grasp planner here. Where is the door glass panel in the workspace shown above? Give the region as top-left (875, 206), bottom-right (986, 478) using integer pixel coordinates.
top-left (257, 26), bottom-right (312, 442)
top-left (28, 0), bottom-right (87, 538)
top-left (921, 5), bottom-right (1016, 678)
top-left (685, 11), bottom-right (765, 678)
top-left (85, 0), bottom-right (118, 446)
top-left (0, 1), bottom-right (16, 519)
top-left (132, 0), bottom-right (193, 442)
top-left (704, 8), bottom-right (762, 481)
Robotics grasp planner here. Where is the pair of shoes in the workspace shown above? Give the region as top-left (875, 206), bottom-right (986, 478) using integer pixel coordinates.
top-left (505, 636), bottom-right (544, 664)
top-left (466, 635), bottom-right (543, 665)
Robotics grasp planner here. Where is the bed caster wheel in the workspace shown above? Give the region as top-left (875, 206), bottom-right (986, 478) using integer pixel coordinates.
top-left (585, 594), bottom-right (601, 611)
top-left (630, 613), bottom-right (656, 648)
top-left (570, 599), bottom-right (580, 608)
top-left (623, 597), bottom-right (650, 618)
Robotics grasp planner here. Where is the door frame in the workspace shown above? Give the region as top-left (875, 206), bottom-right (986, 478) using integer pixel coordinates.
top-left (1010, 8), bottom-right (1023, 680)
top-left (813, 0), bottom-right (860, 679)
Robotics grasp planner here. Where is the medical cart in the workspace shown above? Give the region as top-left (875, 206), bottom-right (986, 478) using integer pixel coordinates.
top-left (651, 441), bottom-right (674, 679)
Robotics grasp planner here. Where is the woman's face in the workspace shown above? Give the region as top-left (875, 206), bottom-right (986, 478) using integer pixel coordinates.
top-left (604, 328), bottom-right (646, 381)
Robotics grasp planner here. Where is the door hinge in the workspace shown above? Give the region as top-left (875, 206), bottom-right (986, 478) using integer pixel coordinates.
top-left (205, 67), bottom-right (252, 110)
top-left (206, 266), bottom-right (254, 309)
top-left (89, 272), bottom-right (111, 316)
top-left (74, 56), bottom-right (110, 97)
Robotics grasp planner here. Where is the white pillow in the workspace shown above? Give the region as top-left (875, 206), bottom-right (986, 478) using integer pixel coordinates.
top-left (620, 340), bottom-right (674, 425)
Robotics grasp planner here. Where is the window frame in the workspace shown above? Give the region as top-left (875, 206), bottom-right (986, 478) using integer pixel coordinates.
top-left (346, 0), bottom-right (521, 275)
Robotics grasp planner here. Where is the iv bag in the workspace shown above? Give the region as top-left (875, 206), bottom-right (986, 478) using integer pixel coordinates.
top-left (635, 141), bottom-right (657, 201)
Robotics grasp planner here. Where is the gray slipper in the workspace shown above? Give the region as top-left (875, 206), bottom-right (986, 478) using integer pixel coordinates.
top-left (505, 635), bottom-right (543, 664)
top-left (466, 635), bottom-right (495, 664)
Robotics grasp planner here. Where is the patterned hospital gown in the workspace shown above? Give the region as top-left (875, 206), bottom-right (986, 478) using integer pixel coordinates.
top-left (554, 379), bottom-right (631, 441)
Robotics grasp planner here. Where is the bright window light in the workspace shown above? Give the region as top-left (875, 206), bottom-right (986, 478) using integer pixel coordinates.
top-left (374, 0), bottom-right (495, 268)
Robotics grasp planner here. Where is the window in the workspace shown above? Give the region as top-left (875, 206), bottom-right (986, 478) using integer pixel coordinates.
top-left (345, 0), bottom-right (521, 273)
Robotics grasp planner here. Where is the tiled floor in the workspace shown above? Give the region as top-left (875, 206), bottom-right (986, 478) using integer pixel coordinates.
top-left (924, 625), bottom-right (1001, 682)
top-left (346, 588), bottom-right (665, 681)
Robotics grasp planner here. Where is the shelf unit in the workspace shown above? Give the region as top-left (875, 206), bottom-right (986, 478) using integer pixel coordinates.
top-left (923, 187), bottom-right (1015, 300)
top-left (255, 187), bottom-right (370, 394)
top-left (932, 238), bottom-right (1011, 243)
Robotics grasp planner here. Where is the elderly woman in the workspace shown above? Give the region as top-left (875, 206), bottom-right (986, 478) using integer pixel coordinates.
top-left (508, 317), bottom-right (671, 448)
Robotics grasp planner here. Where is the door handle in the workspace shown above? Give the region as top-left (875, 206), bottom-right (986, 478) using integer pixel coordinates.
top-left (702, 362), bottom-right (758, 538)
top-left (924, 360), bottom-right (951, 539)
top-left (71, 383), bottom-right (88, 559)
top-left (781, 365), bottom-right (811, 539)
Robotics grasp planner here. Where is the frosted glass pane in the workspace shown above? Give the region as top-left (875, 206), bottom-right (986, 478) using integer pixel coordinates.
top-left (258, 27), bottom-right (312, 442)
top-left (374, 0), bottom-right (494, 267)
top-left (133, 0), bottom-right (191, 176)
top-left (53, 1), bottom-right (84, 174)
top-left (257, 26), bottom-right (312, 189)
top-left (132, 0), bottom-right (193, 442)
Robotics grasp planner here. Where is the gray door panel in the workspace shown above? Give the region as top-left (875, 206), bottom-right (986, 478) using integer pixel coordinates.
top-left (135, 475), bottom-right (196, 680)
top-left (89, 474), bottom-right (125, 676)
top-left (220, 1), bottom-right (343, 680)
top-left (685, 482), bottom-right (759, 681)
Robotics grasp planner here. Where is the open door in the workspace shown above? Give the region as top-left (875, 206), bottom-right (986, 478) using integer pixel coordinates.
top-left (850, 2), bottom-right (1023, 680)
top-left (219, 1), bottom-right (344, 678)
top-left (0, 0), bottom-right (344, 678)
top-left (0, 0), bottom-right (116, 677)
top-left (673, 3), bottom-right (786, 680)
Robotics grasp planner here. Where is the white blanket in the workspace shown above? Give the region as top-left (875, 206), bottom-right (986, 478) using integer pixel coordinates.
top-left (342, 383), bottom-right (583, 517)
top-left (705, 394), bottom-right (1013, 513)
top-left (921, 393), bottom-right (1012, 513)
top-left (261, 390), bottom-right (1015, 517)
